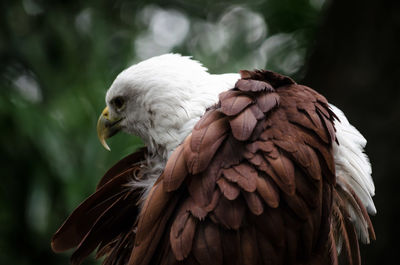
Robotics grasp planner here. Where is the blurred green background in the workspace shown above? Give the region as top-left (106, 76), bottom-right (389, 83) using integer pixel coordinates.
top-left (1, 0), bottom-right (399, 264)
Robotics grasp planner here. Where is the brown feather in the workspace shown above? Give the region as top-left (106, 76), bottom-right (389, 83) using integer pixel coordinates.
top-left (218, 90), bottom-right (241, 102)
top-left (298, 104), bottom-right (323, 129)
top-left (192, 222), bottom-right (223, 265)
top-left (265, 150), bottom-right (296, 195)
top-left (185, 198), bottom-right (208, 220)
top-left (332, 197), bottom-right (354, 265)
top-left (294, 169), bottom-right (320, 208)
top-left (257, 156), bottom-right (292, 195)
top-left (217, 135), bottom-right (245, 169)
top-left (254, 209), bottom-right (285, 248)
top-left (255, 173), bottom-right (279, 208)
top-left (243, 191), bottom-right (264, 215)
top-left (213, 196), bottom-right (245, 230)
top-left (220, 94), bottom-right (253, 116)
top-left (229, 108), bottom-right (257, 141)
top-left (286, 107), bottom-right (330, 144)
top-left (315, 102), bottom-right (332, 120)
top-left (284, 220), bottom-right (298, 265)
top-left (336, 176), bottom-right (376, 241)
top-left (344, 215), bottom-right (361, 265)
top-left (232, 163), bottom-right (257, 192)
top-left (71, 191), bottom-right (136, 265)
top-left (256, 231), bottom-right (281, 265)
top-left (248, 153), bottom-right (267, 168)
top-left (194, 109), bottom-right (224, 130)
top-left (250, 103), bottom-right (265, 120)
top-left (217, 177), bottom-right (240, 200)
top-left (239, 227), bottom-right (258, 265)
top-left (96, 148), bottom-right (146, 189)
top-left (282, 192), bottom-right (310, 220)
top-left (318, 109), bottom-right (337, 143)
top-left (164, 144), bottom-right (187, 192)
top-left (99, 229), bottom-right (135, 265)
top-left (239, 69), bottom-right (295, 87)
top-left (52, 168), bottom-right (141, 253)
top-left (204, 189), bottom-right (221, 212)
top-left (274, 140), bottom-right (322, 180)
top-left (299, 215), bottom-right (315, 259)
top-left (188, 162), bottom-right (220, 207)
top-left (159, 247), bottom-right (180, 265)
top-left (257, 92), bottom-right (280, 113)
top-left (129, 181), bottom-right (179, 265)
top-left (170, 211), bottom-right (197, 261)
top-left (187, 115), bottom-right (228, 174)
top-left (220, 230), bottom-right (239, 265)
top-left (328, 228), bottom-right (339, 265)
top-left (235, 79), bottom-right (274, 92)
top-left (246, 140), bottom-right (274, 154)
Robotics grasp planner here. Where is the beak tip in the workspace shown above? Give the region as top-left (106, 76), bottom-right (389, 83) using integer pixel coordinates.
top-left (99, 137), bottom-right (111, 151)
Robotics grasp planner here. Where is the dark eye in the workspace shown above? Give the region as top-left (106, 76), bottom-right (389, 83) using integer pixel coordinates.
top-left (112, 96), bottom-right (125, 110)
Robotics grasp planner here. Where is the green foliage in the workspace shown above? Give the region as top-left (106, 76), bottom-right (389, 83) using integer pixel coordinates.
top-left (0, 0), bottom-right (325, 264)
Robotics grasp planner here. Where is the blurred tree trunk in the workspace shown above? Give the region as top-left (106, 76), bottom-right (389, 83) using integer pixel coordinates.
top-left (303, 0), bottom-right (400, 264)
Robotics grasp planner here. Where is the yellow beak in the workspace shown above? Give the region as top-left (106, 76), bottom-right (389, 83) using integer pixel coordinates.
top-left (97, 106), bottom-right (122, 151)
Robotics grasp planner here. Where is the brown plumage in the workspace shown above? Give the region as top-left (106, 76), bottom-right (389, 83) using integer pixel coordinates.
top-left (51, 70), bottom-right (375, 265)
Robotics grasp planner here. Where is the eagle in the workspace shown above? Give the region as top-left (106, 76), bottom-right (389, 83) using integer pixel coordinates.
top-left (51, 54), bottom-right (376, 265)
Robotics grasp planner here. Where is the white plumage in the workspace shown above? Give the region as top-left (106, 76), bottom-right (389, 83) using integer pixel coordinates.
top-left (331, 104), bottom-right (376, 244)
top-left (331, 105), bottom-right (375, 214)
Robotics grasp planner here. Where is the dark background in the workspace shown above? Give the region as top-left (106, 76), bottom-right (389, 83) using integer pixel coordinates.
top-left (1, 0), bottom-right (398, 264)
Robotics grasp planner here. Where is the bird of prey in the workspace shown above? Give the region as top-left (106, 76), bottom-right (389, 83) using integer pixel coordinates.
top-left (51, 54), bottom-right (376, 265)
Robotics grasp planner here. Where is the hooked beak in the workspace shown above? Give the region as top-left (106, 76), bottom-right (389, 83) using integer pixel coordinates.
top-left (97, 106), bottom-right (123, 151)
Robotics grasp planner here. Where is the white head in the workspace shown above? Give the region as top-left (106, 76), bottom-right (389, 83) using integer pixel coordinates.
top-left (97, 54), bottom-right (239, 158)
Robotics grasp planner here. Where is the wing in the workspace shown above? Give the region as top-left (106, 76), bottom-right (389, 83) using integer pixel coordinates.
top-left (129, 70), bottom-right (351, 265)
top-left (51, 148), bottom-right (147, 265)
top-left (329, 105), bottom-right (376, 265)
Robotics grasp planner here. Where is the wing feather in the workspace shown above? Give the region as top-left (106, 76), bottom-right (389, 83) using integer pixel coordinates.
top-left (229, 107), bottom-right (257, 141)
top-left (220, 94), bottom-right (253, 116)
top-left (192, 221), bottom-right (223, 265)
top-left (255, 173), bottom-right (280, 208)
top-left (216, 177), bottom-right (240, 200)
top-left (240, 226), bottom-right (259, 265)
top-left (51, 149), bottom-right (146, 265)
top-left (170, 210), bottom-right (197, 260)
top-left (243, 191), bottom-right (264, 215)
top-left (164, 144), bottom-right (187, 192)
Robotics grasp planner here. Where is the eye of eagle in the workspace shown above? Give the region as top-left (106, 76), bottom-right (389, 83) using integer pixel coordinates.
top-left (111, 96), bottom-right (125, 110)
